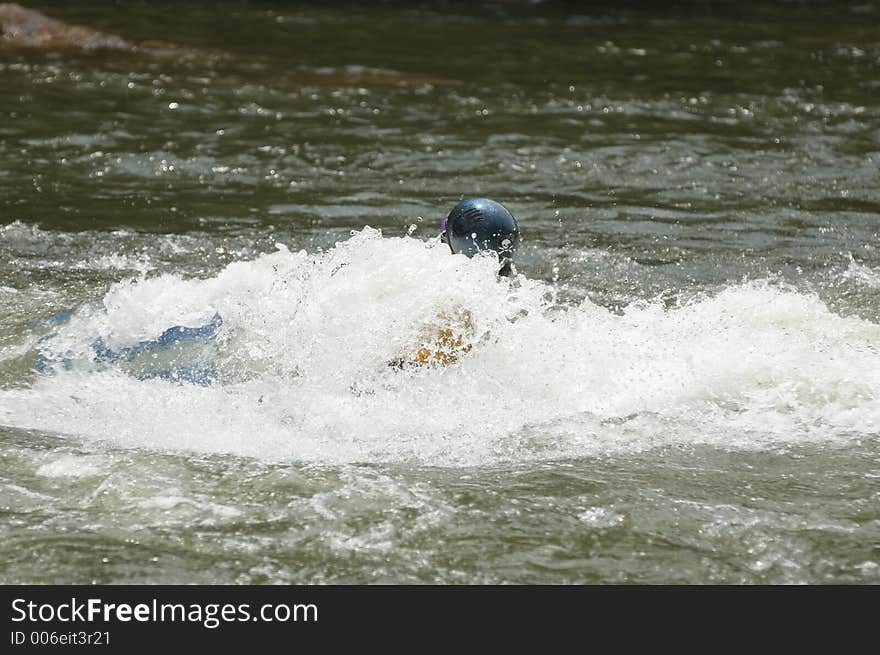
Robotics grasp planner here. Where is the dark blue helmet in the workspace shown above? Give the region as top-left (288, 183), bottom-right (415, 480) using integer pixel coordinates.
top-left (442, 198), bottom-right (520, 276)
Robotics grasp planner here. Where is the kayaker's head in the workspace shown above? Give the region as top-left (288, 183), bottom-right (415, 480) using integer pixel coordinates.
top-left (441, 198), bottom-right (520, 276)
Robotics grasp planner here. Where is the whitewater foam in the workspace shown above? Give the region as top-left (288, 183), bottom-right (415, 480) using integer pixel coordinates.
top-left (1, 228), bottom-right (879, 466)
top-left (842, 257), bottom-right (880, 289)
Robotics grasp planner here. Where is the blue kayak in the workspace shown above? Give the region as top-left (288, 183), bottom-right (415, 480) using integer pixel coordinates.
top-left (35, 311), bottom-right (223, 385)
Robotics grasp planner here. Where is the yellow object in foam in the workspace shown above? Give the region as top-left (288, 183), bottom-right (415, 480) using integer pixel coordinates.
top-left (410, 307), bottom-right (475, 368)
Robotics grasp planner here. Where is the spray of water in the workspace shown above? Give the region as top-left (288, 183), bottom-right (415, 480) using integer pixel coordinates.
top-left (1, 228), bottom-right (878, 465)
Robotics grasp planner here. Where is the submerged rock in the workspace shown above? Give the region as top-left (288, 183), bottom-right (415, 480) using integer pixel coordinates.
top-left (0, 2), bottom-right (132, 50)
top-left (0, 3), bottom-right (456, 88)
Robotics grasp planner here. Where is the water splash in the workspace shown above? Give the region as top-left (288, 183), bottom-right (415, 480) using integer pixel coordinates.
top-left (842, 256), bottom-right (880, 289)
top-left (1, 228), bottom-right (879, 465)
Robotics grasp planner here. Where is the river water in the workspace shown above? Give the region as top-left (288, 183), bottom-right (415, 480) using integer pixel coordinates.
top-left (1, 1), bottom-right (878, 583)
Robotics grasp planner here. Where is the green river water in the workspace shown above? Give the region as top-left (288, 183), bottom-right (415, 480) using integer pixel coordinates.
top-left (1, 1), bottom-right (879, 583)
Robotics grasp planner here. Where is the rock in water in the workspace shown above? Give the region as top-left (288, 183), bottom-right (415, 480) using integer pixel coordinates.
top-left (0, 2), bottom-right (131, 50)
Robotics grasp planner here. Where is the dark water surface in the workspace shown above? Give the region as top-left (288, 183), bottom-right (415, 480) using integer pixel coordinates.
top-left (1, 1), bottom-right (879, 583)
